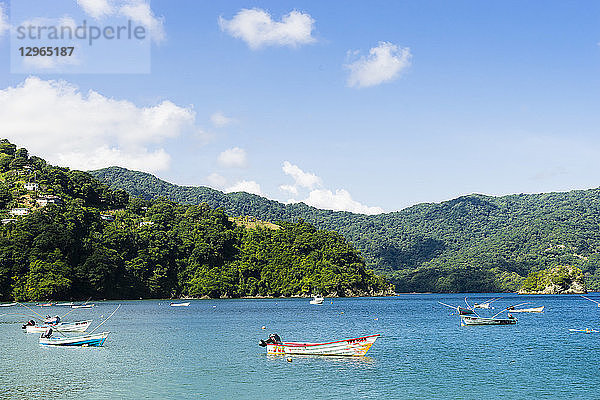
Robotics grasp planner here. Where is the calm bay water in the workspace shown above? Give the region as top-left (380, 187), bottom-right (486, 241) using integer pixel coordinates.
top-left (1, 294), bottom-right (599, 399)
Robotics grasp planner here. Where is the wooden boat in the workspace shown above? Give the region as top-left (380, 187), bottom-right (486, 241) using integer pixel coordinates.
top-left (36, 303), bottom-right (53, 307)
top-left (260, 334), bottom-right (380, 356)
top-left (170, 302), bottom-right (190, 307)
top-left (309, 295), bottom-right (324, 305)
top-left (461, 315), bottom-right (517, 326)
top-left (439, 302), bottom-right (475, 315)
top-left (39, 331), bottom-right (110, 347)
top-left (24, 320), bottom-right (92, 334)
top-left (71, 304), bottom-right (95, 309)
top-left (508, 306), bottom-right (544, 313)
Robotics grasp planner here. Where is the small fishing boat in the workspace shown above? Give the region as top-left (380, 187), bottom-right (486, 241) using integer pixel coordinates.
top-left (461, 314), bottom-right (517, 326)
top-left (55, 302), bottom-right (74, 307)
top-left (309, 295), bottom-right (324, 305)
top-left (23, 320), bottom-right (92, 334)
top-left (71, 304), bottom-right (95, 309)
top-left (473, 298), bottom-right (499, 309)
top-left (259, 333), bottom-right (380, 356)
top-left (36, 303), bottom-right (53, 307)
top-left (39, 331), bottom-right (110, 347)
top-left (0, 302), bottom-right (17, 307)
top-left (569, 328), bottom-right (599, 334)
top-left (508, 306), bottom-right (544, 313)
top-left (170, 302), bottom-right (190, 307)
top-left (439, 301), bottom-right (475, 315)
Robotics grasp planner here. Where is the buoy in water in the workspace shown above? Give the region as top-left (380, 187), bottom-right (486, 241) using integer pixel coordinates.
top-left (287, 357), bottom-right (292, 363)
top-left (261, 326), bottom-right (266, 330)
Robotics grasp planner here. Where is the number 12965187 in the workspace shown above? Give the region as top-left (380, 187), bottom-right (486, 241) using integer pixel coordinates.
top-left (19, 47), bottom-right (74, 56)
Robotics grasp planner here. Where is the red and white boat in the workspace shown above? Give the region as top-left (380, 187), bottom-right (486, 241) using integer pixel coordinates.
top-left (260, 334), bottom-right (380, 356)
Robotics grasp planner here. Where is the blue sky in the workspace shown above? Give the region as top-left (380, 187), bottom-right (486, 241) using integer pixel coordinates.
top-left (0, 1), bottom-right (599, 213)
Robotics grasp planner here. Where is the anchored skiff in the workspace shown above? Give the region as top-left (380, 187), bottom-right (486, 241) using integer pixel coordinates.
top-left (508, 306), bottom-right (544, 313)
top-left (39, 331), bottom-right (110, 347)
top-left (25, 320), bottom-right (92, 334)
top-left (265, 334), bottom-right (380, 356)
top-left (461, 315), bottom-right (517, 326)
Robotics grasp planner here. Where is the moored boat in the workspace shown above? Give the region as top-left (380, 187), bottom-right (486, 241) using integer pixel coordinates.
top-left (461, 315), bottom-right (517, 326)
top-left (259, 333), bottom-right (380, 356)
top-left (309, 295), bottom-right (324, 305)
top-left (39, 331), bottom-right (110, 347)
top-left (23, 320), bottom-right (92, 333)
top-left (508, 306), bottom-right (544, 313)
top-left (71, 304), bottom-right (95, 309)
top-left (170, 302), bottom-right (190, 307)
top-left (0, 302), bottom-right (17, 307)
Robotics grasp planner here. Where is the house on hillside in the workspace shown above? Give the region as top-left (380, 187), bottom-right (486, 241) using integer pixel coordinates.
top-left (100, 214), bottom-right (115, 222)
top-left (36, 195), bottom-right (63, 207)
top-left (10, 208), bottom-right (29, 216)
top-left (24, 182), bottom-right (39, 191)
top-left (1, 218), bottom-right (17, 224)
top-left (139, 221), bottom-right (154, 227)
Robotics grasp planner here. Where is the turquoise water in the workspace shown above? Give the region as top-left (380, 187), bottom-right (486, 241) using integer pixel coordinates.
top-left (1, 294), bottom-right (599, 399)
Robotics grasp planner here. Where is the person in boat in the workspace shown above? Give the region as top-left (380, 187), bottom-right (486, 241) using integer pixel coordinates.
top-left (41, 327), bottom-right (53, 338)
top-left (259, 333), bottom-right (282, 347)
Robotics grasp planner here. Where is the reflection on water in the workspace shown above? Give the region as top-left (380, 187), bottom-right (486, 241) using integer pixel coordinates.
top-left (267, 354), bottom-right (376, 365)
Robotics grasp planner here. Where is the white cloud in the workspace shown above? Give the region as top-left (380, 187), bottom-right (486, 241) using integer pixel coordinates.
top-left (0, 77), bottom-right (201, 172)
top-left (280, 161), bottom-right (383, 214)
top-left (219, 8), bottom-right (316, 49)
top-left (282, 161), bottom-right (321, 189)
top-left (304, 189), bottom-right (384, 215)
top-left (206, 172), bottom-right (227, 188)
top-left (279, 184), bottom-right (298, 195)
top-left (225, 180), bottom-right (263, 195)
top-left (76, 0), bottom-right (165, 42)
top-left (0, 3), bottom-right (10, 37)
top-left (346, 41), bottom-right (411, 88)
top-left (210, 111), bottom-right (234, 128)
top-left (76, 0), bottom-right (113, 19)
top-left (119, 1), bottom-right (165, 43)
top-left (218, 147), bottom-right (247, 168)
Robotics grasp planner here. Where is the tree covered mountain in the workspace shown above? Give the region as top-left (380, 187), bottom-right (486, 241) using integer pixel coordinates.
top-left (90, 166), bottom-right (600, 292)
top-left (0, 140), bottom-right (390, 301)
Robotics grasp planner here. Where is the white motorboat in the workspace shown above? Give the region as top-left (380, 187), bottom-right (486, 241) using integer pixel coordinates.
top-left (24, 320), bottom-right (92, 334)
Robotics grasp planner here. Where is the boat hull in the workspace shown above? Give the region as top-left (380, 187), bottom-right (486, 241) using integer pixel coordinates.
top-left (461, 316), bottom-right (517, 325)
top-left (509, 306), bottom-right (544, 313)
top-left (170, 302), bottom-right (190, 307)
top-left (25, 320), bottom-right (92, 333)
top-left (39, 332), bottom-right (110, 347)
top-left (266, 334), bottom-right (379, 356)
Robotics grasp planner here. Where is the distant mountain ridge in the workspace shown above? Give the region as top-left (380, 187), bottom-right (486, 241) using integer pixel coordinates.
top-left (90, 166), bottom-right (600, 292)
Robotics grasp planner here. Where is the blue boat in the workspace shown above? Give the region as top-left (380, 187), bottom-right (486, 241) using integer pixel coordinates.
top-left (39, 331), bottom-right (110, 347)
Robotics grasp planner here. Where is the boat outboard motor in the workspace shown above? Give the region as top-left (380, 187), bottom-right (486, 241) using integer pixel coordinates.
top-left (22, 319), bottom-right (36, 329)
top-left (41, 327), bottom-right (53, 338)
top-left (259, 333), bottom-right (282, 347)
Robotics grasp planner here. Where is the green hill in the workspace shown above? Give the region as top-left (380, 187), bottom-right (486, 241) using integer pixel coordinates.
top-left (0, 140), bottom-right (390, 301)
top-left (90, 166), bottom-right (600, 292)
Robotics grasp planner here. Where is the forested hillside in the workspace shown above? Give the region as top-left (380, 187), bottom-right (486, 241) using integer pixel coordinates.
top-left (0, 140), bottom-right (390, 301)
top-left (91, 166), bottom-right (600, 292)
